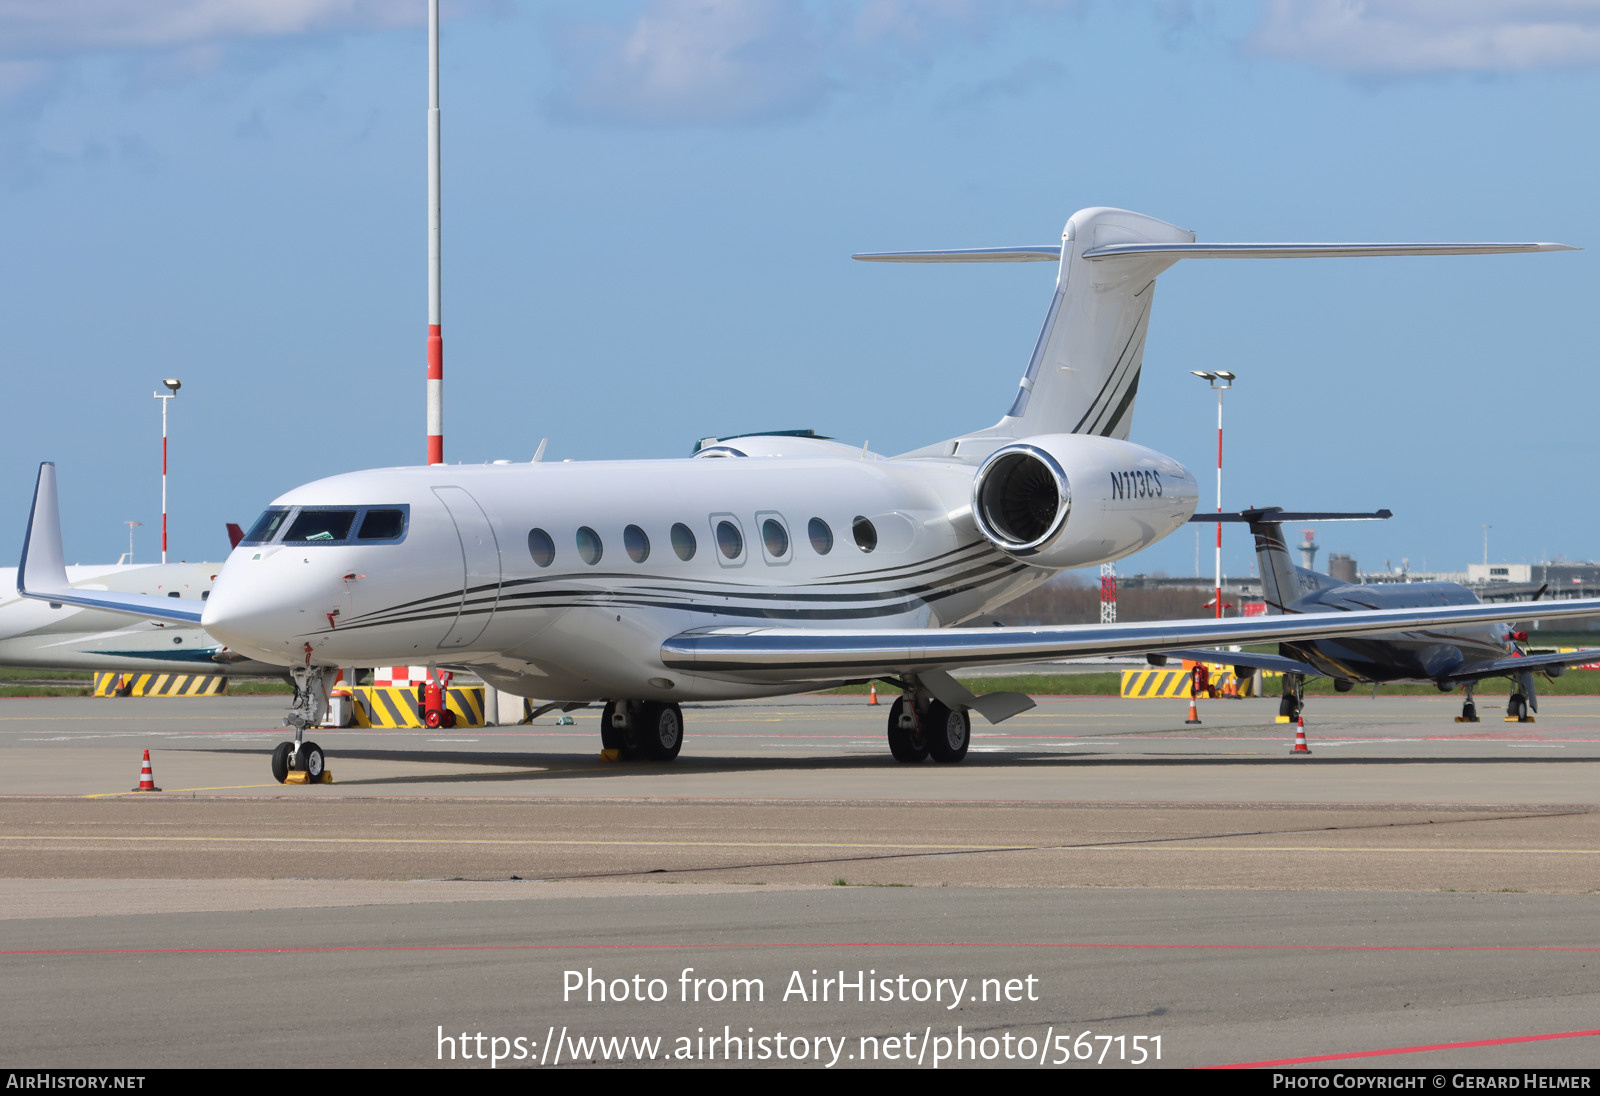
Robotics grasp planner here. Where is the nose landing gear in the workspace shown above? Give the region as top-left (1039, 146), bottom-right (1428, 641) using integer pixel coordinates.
top-left (271, 666), bottom-right (337, 784)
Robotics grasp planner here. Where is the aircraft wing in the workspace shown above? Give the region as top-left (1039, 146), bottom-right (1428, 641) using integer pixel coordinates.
top-left (17, 463), bottom-right (204, 626)
top-left (1153, 649), bottom-right (1321, 676)
top-left (661, 598), bottom-right (1600, 684)
top-left (1444, 648), bottom-right (1600, 681)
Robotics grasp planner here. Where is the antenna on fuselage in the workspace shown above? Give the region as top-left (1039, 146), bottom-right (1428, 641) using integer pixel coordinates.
top-left (425, 0), bottom-right (444, 465)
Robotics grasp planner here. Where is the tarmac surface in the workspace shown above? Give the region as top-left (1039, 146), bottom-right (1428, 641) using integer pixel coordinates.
top-left (3, 690), bottom-right (1599, 1069)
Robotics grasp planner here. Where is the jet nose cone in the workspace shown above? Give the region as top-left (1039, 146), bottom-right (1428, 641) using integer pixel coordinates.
top-left (202, 581), bottom-right (295, 664)
top-left (202, 552), bottom-right (334, 664)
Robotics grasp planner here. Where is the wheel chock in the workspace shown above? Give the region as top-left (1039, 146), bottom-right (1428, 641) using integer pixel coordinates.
top-left (1503, 715), bottom-right (1535, 723)
top-left (600, 748), bottom-right (622, 762)
top-left (1274, 715), bottom-right (1292, 724)
top-left (283, 770), bottom-right (334, 784)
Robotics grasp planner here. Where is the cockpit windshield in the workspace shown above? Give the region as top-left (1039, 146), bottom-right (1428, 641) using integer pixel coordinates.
top-left (239, 505), bottom-right (409, 546)
top-left (284, 510), bottom-right (357, 543)
top-left (241, 509), bottom-right (290, 545)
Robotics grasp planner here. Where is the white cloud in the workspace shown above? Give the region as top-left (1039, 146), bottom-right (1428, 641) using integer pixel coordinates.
top-left (1250, 0), bottom-right (1600, 74)
top-left (548, 0), bottom-right (1084, 126)
top-left (0, 0), bottom-right (420, 58)
top-left (551, 0), bottom-right (828, 125)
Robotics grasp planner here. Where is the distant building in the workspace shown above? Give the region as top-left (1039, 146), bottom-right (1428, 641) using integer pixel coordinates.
top-left (1327, 553), bottom-right (1357, 584)
top-left (1467, 562), bottom-right (1600, 586)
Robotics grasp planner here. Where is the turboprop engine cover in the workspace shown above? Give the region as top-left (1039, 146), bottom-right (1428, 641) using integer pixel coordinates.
top-left (970, 434), bottom-right (1197, 568)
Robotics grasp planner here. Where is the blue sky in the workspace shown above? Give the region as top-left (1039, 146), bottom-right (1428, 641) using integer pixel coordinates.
top-left (2, 0), bottom-right (1597, 583)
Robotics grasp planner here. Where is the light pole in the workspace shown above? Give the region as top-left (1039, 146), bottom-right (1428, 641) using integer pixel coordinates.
top-left (154, 379), bottom-right (180, 563)
top-left (1191, 370), bottom-right (1236, 618)
top-left (124, 520), bottom-right (141, 565)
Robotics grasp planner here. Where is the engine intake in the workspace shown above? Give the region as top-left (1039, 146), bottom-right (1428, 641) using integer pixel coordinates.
top-left (972, 445), bottom-right (1070, 553)
top-left (966, 433), bottom-right (1198, 569)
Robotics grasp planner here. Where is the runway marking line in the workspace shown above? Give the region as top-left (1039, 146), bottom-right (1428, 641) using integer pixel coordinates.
top-left (1205, 1026), bottom-right (1600, 1068)
top-left (7, 941), bottom-right (1600, 958)
top-left (5, 834), bottom-right (1598, 856)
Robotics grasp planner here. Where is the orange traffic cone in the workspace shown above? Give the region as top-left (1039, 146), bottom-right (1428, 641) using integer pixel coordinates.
top-left (868, 683), bottom-right (879, 706)
top-left (131, 749), bottom-right (161, 792)
top-left (1184, 696), bottom-right (1201, 725)
top-left (1290, 717), bottom-right (1312, 755)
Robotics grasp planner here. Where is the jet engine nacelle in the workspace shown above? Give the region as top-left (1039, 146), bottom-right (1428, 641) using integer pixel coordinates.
top-left (970, 433), bottom-right (1198, 569)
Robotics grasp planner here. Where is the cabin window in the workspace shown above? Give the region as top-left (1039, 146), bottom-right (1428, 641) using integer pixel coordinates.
top-left (527, 528), bottom-right (555, 567)
top-left (576, 526), bottom-right (603, 565)
top-left (671, 523), bottom-right (697, 561)
top-left (808, 518), bottom-right (833, 555)
top-left (624, 524), bottom-right (650, 564)
top-left (761, 517), bottom-right (790, 561)
top-left (852, 516), bottom-right (878, 553)
top-left (716, 520), bottom-right (743, 560)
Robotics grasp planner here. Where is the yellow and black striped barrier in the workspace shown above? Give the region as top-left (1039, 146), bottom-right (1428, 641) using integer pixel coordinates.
top-left (93, 672), bottom-right (228, 698)
top-left (1119, 668), bottom-right (1246, 699)
top-left (349, 685), bottom-right (486, 729)
top-left (1119, 670), bottom-right (1195, 698)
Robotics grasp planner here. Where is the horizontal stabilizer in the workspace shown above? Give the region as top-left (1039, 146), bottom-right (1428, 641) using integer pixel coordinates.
top-left (853, 246), bottom-right (1060, 263)
top-left (18, 463), bottom-right (204, 626)
top-left (1188, 508), bottom-right (1391, 524)
top-left (854, 243), bottom-right (1576, 265)
top-left (1083, 242), bottom-right (1577, 260)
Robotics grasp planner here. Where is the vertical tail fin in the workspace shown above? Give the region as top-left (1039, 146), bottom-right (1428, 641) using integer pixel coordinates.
top-left (1245, 511), bottom-right (1304, 614)
top-left (997, 207), bottom-right (1192, 441)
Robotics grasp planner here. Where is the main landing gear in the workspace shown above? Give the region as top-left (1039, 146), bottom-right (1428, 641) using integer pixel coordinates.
top-left (1506, 670), bottom-right (1538, 724)
top-left (600, 699), bottom-right (684, 761)
top-left (886, 687), bottom-right (971, 764)
top-left (1277, 672), bottom-right (1305, 723)
top-left (271, 666), bottom-right (337, 784)
top-left (1457, 682), bottom-right (1479, 724)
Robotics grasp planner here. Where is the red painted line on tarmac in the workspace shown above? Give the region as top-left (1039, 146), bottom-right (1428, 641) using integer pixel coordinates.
top-left (1205, 1026), bottom-right (1600, 1068)
top-left (8, 941), bottom-right (1600, 958)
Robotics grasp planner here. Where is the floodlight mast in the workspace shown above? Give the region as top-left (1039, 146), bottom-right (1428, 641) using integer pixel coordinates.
top-left (154, 378), bottom-right (181, 563)
top-left (1191, 370), bottom-right (1235, 618)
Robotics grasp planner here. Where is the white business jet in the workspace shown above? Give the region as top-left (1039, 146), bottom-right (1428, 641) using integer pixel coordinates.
top-left (0, 562), bottom-right (275, 676)
top-left (20, 207), bottom-right (1598, 782)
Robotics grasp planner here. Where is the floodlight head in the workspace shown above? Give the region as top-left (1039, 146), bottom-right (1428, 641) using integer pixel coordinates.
top-left (1190, 370), bottom-right (1214, 380)
top-left (162, 379), bottom-right (181, 393)
top-left (1215, 370), bottom-right (1236, 381)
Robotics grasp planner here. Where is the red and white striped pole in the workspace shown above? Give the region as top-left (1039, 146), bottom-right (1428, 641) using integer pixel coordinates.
top-left (154, 379), bottom-right (180, 563)
top-left (426, 0), bottom-right (443, 465)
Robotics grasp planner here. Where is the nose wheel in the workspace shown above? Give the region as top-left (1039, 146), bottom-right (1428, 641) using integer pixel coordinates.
top-left (270, 740), bottom-right (327, 784)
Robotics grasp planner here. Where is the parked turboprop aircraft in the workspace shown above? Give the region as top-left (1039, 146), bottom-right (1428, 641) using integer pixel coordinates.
top-left (0, 563), bottom-right (275, 675)
top-left (1160, 508), bottom-right (1600, 724)
top-left (19, 206), bottom-right (1597, 782)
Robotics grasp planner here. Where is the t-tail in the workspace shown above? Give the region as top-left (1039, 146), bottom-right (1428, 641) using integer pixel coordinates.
top-left (857, 207), bottom-right (1574, 456)
top-left (1192, 508), bottom-right (1392, 613)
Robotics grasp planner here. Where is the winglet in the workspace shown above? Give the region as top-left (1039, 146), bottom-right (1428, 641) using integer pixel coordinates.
top-left (17, 462), bottom-right (205, 625)
top-left (19, 462), bottom-right (68, 598)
